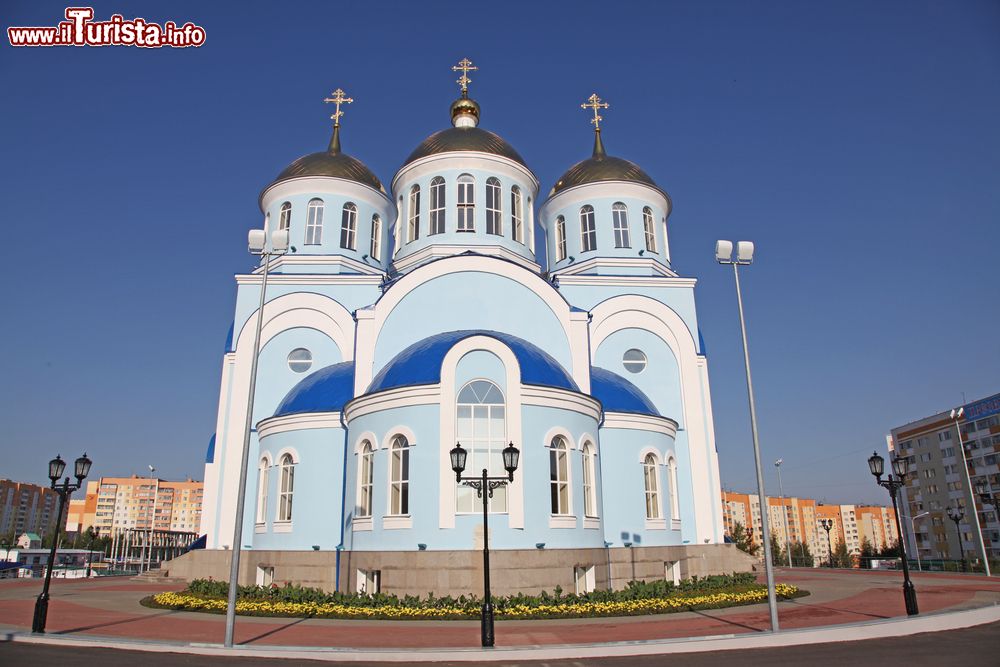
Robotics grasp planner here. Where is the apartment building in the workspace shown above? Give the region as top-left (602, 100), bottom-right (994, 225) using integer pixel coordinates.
top-left (888, 391), bottom-right (1000, 563)
top-left (0, 480), bottom-right (61, 540)
top-left (65, 476), bottom-right (203, 537)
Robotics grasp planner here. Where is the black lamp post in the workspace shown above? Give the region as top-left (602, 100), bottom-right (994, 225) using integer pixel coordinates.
top-left (449, 441), bottom-right (519, 648)
top-left (32, 453), bottom-right (92, 633)
top-left (820, 518), bottom-right (834, 567)
top-left (868, 451), bottom-right (918, 616)
top-left (946, 506), bottom-right (967, 572)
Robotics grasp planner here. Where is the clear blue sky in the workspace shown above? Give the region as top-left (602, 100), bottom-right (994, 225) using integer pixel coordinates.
top-left (2, 1), bottom-right (997, 506)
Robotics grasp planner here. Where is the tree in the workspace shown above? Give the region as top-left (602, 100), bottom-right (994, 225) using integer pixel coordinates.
top-left (831, 539), bottom-right (853, 568)
top-left (878, 539), bottom-right (900, 559)
top-left (790, 540), bottom-right (814, 567)
top-left (769, 531), bottom-right (785, 566)
top-left (859, 537), bottom-right (876, 569)
top-left (730, 521), bottom-right (760, 556)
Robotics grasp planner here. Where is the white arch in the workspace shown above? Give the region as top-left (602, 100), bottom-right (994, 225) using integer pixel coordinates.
top-left (542, 426), bottom-right (576, 451)
top-left (579, 432), bottom-right (598, 454)
top-left (233, 292), bottom-right (355, 363)
top-left (381, 425), bottom-right (417, 450)
top-left (353, 431), bottom-right (378, 455)
top-left (637, 446), bottom-right (663, 465)
top-left (274, 446), bottom-right (301, 464)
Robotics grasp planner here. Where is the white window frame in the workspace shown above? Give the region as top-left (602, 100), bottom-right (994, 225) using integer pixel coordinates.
top-left (370, 214), bottom-right (381, 260)
top-left (612, 202), bottom-right (630, 248)
top-left (668, 456), bottom-right (680, 528)
top-left (457, 174), bottom-right (475, 232)
top-left (549, 436), bottom-right (572, 516)
top-left (574, 564), bottom-right (596, 594)
top-left (430, 176), bottom-right (446, 235)
top-left (388, 435), bottom-right (410, 517)
top-left (643, 453), bottom-right (662, 522)
top-left (340, 202), bottom-right (357, 250)
top-left (510, 185), bottom-right (523, 243)
top-left (276, 453), bottom-right (295, 524)
top-left (356, 569), bottom-right (380, 595)
top-left (305, 199), bottom-right (324, 245)
top-left (357, 441), bottom-right (374, 519)
top-left (580, 205), bottom-right (596, 252)
top-left (407, 186), bottom-right (420, 243)
top-left (642, 206), bottom-right (657, 253)
top-left (486, 177), bottom-right (502, 235)
top-left (255, 455), bottom-right (270, 526)
top-left (582, 442), bottom-right (597, 519)
top-left (456, 380), bottom-right (507, 514)
top-left (278, 202), bottom-right (292, 231)
top-left (555, 216), bottom-right (567, 262)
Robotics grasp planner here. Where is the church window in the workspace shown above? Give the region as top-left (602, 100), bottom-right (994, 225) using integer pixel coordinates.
top-left (580, 205), bottom-right (596, 252)
top-left (389, 435), bottom-right (409, 516)
top-left (642, 207), bottom-right (657, 253)
top-left (622, 349), bottom-right (646, 374)
top-left (407, 186), bottom-right (420, 243)
top-left (279, 202), bottom-right (292, 231)
top-left (370, 215), bottom-right (381, 259)
top-left (430, 176), bottom-right (446, 234)
top-left (340, 202), bottom-right (358, 250)
top-left (305, 199), bottom-right (324, 245)
top-left (486, 177), bottom-right (502, 235)
top-left (277, 454), bottom-right (295, 522)
top-left (612, 202), bottom-right (630, 248)
top-left (287, 348), bottom-right (313, 373)
top-left (667, 456), bottom-right (680, 521)
top-left (358, 441), bottom-right (374, 518)
top-left (582, 441), bottom-right (597, 518)
top-left (255, 456), bottom-right (269, 524)
top-left (456, 380), bottom-right (506, 513)
top-left (511, 186), bottom-right (523, 243)
top-left (643, 453), bottom-right (660, 520)
top-left (550, 436), bottom-right (571, 515)
top-left (457, 174), bottom-right (475, 232)
top-left (555, 216), bottom-right (567, 262)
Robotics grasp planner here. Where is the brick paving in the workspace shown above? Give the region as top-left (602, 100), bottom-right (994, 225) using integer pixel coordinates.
top-left (1, 568), bottom-right (998, 648)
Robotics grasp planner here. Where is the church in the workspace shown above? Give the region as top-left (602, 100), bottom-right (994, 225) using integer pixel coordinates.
top-left (181, 61), bottom-right (753, 596)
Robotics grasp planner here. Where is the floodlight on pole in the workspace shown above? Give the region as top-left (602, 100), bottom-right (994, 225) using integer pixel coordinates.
top-left (949, 406), bottom-right (991, 577)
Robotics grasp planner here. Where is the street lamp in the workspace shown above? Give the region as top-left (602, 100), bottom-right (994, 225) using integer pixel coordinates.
top-left (716, 239), bottom-right (779, 632)
top-left (903, 511), bottom-right (930, 572)
top-left (950, 407), bottom-right (991, 577)
top-left (867, 451), bottom-right (918, 615)
top-left (449, 441), bottom-right (520, 648)
top-left (774, 459), bottom-right (792, 567)
top-left (819, 518), bottom-right (834, 567)
top-left (946, 506), bottom-right (966, 572)
top-left (224, 226), bottom-right (289, 648)
top-left (32, 453), bottom-right (92, 633)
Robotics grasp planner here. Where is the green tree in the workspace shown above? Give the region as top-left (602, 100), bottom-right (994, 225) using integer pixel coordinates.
top-left (831, 539), bottom-right (853, 568)
top-left (730, 521), bottom-right (760, 556)
top-left (859, 536), bottom-right (876, 569)
top-left (878, 539), bottom-right (900, 559)
top-left (790, 540), bottom-right (814, 567)
top-left (769, 531), bottom-right (785, 566)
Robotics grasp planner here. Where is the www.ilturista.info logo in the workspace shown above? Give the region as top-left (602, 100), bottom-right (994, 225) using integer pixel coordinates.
top-left (8, 7), bottom-right (206, 48)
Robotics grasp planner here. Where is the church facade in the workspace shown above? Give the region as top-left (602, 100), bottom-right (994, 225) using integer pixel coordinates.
top-left (188, 65), bottom-right (752, 596)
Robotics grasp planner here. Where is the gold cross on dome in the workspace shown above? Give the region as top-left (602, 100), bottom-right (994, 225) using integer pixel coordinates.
top-left (452, 58), bottom-right (478, 94)
top-left (581, 93), bottom-right (609, 130)
top-left (323, 88), bottom-right (354, 126)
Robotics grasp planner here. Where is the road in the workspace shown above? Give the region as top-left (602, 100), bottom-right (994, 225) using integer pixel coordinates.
top-left (2, 621), bottom-right (998, 666)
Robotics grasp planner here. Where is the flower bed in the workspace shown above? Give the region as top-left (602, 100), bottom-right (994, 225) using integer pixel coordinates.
top-left (146, 574), bottom-right (803, 621)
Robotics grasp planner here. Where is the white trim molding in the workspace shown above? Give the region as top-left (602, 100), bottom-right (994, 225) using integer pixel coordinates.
top-left (549, 515), bottom-right (577, 529)
top-left (351, 517), bottom-right (373, 532)
top-left (382, 515), bottom-right (412, 530)
top-left (602, 412), bottom-right (678, 437)
top-left (352, 431), bottom-right (379, 455)
top-left (257, 413), bottom-right (343, 439)
top-left (381, 426), bottom-right (417, 450)
top-left (391, 244), bottom-right (541, 274)
top-left (542, 426), bottom-right (576, 451)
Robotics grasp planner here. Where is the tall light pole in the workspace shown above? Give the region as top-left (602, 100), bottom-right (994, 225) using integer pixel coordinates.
top-left (820, 518), bottom-right (834, 567)
top-left (224, 226), bottom-right (288, 648)
top-left (774, 459), bottom-right (792, 567)
top-left (902, 511), bottom-right (929, 572)
top-left (868, 451), bottom-right (918, 615)
top-left (450, 442), bottom-right (520, 648)
top-left (33, 453), bottom-right (93, 633)
top-left (145, 465), bottom-right (156, 573)
top-left (950, 407), bottom-right (991, 576)
top-left (716, 239), bottom-right (779, 632)
top-left (947, 506), bottom-right (967, 572)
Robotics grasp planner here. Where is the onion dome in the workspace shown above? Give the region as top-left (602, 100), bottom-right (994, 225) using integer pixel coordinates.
top-left (549, 129), bottom-right (658, 198)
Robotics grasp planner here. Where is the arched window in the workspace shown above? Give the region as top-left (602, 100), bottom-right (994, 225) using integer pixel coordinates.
top-left (393, 196), bottom-right (403, 255)
top-left (408, 185), bottom-right (420, 243)
top-left (580, 205), bottom-right (596, 252)
top-left (457, 174), bottom-right (475, 232)
top-left (277, 453), bottom-right (295, 522)
top-left (510, 186), bottom-right (523, 243)
top-left (667, 456), bottom-right (679, 521)
top-left (255, 457), bottom-right (269, 524)
top-left (389, 435), bottom-right (410, 515)
top-left (643, 453), bottom-right (660, 520)
top-left (430, 176), bottom-right (446, 234)
top-left (486, 177), bottom-right (502, 235)
top-left (279, 202), bottom-right (292, 231)
top-left (555, 216), bottom-right (567, 262)
top-left (456, 380), bottom-right (506, 513)
top-left (642, 206), bottom-right (657, 253)
top-left (612, 202), bottom-right (630, 248)
top-left (305, 199), bottom-right (324, 245)
top-left (358, 441), bottom-right (374, 518)
top-left (582, 442), bottom-right (597, 518)
top-left (340, 202), bottom-right (358, 250)
top-left (370, 214), bottom-right (381, 260)
top-left (549, 436), bottom-right (570, 515)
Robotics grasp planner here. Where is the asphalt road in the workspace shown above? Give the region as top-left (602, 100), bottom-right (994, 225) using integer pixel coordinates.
top-left (2, 622), bottom-right (999, 667)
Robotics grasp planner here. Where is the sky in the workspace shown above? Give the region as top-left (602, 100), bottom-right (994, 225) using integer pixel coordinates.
top-left (2, 1), bottom-right (998, 506)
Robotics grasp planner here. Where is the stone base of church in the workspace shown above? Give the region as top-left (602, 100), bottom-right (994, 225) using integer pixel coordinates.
top-left (163, 544), bottom-right (757, 597)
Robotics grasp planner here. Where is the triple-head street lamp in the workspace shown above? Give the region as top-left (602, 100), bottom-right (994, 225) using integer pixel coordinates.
top-left (946, 506), bottom-right (966, 572)
top-left (32, 453), bottom-right (92, 633)
top-left (449, 441), bottom-right (520, 648)
top-left (868, 451), bottom-right (918, 615)
top-left (819, 518), bottom-right (834, 567)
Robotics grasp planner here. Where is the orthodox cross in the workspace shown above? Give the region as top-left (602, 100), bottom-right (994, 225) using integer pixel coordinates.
top-left (452, 58), bottom-right (478, 95)
top-left (323, 88), bottom-right (354, 126)
top-left (581, 93), bottom-right (609, 130)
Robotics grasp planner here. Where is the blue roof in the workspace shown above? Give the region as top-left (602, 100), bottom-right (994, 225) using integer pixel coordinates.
top-left (369, 330), bottom-right (578, 393)
top-left (205, 434), bottom-right (216, 464)
top-left (224, 323), bottom-right (234, 353)
top-left (590, 366), bottom-right (661, 417)
top-left (274, 361), bottom-right (356, 417)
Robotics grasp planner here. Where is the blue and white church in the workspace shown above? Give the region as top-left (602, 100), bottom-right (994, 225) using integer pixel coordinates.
top-left (185, 64), bottom-right (753, 596)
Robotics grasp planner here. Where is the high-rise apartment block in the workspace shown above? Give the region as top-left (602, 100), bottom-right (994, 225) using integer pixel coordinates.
top-left (65, 476), bottom-right (203, 537)
top-left (0, 480), bottom-right (61, 539)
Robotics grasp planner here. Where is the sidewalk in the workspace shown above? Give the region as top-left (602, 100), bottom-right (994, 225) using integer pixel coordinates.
top-left (1, 568), bottom-right (998, 650)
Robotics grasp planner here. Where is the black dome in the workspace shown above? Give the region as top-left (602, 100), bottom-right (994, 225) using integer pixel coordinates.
top-left (404, 127), bottom-right (527, 168)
